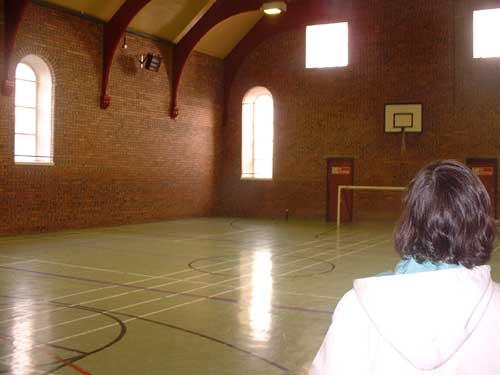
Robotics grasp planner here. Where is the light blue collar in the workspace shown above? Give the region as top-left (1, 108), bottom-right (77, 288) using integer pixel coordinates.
top-left (376, 257), bottom-right (463, 276)
top-left (394, 257), bottom-right (463, 275)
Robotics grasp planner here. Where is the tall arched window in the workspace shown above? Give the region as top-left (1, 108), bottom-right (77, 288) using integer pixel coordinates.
top-left (15, 55), bottom-right (53, 164)
top-left (241, 87), bottom-right (274, 179)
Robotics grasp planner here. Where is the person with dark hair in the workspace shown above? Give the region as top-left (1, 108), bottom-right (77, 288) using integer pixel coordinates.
top-left (309, 160), bottom-right (500, 374)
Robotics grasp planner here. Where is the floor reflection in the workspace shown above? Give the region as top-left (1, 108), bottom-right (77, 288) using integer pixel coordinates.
top-left (10, 299), bottom-right (34, 375)
top-left (248, 251), bottom-right (273, 343)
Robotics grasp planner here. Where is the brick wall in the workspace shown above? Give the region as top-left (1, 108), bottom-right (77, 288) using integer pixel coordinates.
top-left (0, 1), bottom-right (224, 234)
top-left (3, 0), bottom-right (500, 233)
top-left (218, 0), bottom-right (500, 221)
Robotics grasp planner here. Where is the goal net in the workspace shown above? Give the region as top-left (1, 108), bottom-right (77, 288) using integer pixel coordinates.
top-left (336, 185), bottom-right (407, 227)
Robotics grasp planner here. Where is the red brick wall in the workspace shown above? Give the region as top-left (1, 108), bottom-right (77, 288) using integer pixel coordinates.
top-left (218, 0), bottom-right (500, 221)
top-left (0, 2), bottom-right (223, 234)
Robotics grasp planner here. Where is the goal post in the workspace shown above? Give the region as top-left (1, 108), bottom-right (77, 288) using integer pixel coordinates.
top-left (337, 185), bottom-right (407, 228)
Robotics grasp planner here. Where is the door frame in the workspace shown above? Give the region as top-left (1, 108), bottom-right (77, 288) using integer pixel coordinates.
top-left (466, 158), bottom-right (498, 218)
top-left (326, 157), bottom-right (354, 222)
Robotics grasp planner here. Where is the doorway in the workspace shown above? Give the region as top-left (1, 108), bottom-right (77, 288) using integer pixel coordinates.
top-left (326, 158), bottom-right (354, 222)
top-left (466, 158), bottom-right (498, 218)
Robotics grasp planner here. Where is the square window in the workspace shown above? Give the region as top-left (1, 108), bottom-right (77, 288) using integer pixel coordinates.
top-left (473, 8), bottom-right (500, 58)
top-left (306, 22), bottom-right (348, 68)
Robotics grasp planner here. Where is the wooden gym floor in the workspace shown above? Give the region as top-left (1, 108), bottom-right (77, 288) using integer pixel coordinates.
top-left (0, 218), bottom-right (498, 374)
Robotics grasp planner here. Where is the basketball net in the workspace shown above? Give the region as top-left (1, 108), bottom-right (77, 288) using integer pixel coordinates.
top-left (401, 128), bottom-right (406, 155)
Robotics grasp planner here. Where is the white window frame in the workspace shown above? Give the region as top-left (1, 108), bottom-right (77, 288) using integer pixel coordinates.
top-left (241, 87), bottom-right (274, 180)
top-left (306, 22), bottom-right (349, 69)
top-left (14, 55), bottom-right (54, 165)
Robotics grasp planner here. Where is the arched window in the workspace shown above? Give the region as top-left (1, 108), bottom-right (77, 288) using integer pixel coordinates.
top-left (241, 87), bottom-right (274, 179)
top-left (15, 55), bottom-right (53, 164)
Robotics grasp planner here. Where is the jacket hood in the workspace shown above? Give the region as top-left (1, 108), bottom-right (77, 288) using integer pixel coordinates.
top-left (353, 265), bottom-right (493, 371)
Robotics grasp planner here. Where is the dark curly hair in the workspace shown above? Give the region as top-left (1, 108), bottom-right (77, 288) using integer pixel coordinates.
top-left (394, 160), bottom-right (495, 268)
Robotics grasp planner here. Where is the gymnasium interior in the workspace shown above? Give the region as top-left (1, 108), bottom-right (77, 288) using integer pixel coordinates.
top-left (1, 0), bottom-right (500, 373)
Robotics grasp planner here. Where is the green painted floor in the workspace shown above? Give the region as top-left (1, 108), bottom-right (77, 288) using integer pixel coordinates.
top-left (0, 218), bottom-right (498, 374)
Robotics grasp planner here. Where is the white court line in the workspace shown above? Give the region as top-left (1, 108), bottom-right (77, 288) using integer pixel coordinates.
top-left (0, 226), bottom-right (368, 313)
top-left (0, 233), bottom-right (368, 323)
top-left (45, 237), bottom-right (391, 346)
top-left (0, 234), bottom-right (391, 366)
top-left (0, 235), bottom-right (378, 323)
top-left (29, 258), bottom-right (215, 285)
top-left (271, 290), bottom-right (341, 300)
top-left (99, 226), bottom-right (268, 244)
top-left (0, 234), bottom-right (327, 312)
top-left (32, 259), bottom-right (164, 278)
top-left (0, 361), bottom-right (47, 375)
top-left (0, 236), bottom-right (390, 347)
top-left (0, 336), bottom-right (76, 375)
top-left (0, 232), bottom-right (385, 326)
top-left (3, 223), bottom-right (365, 285)
top-left (0, 259), bottom-right (35, 267)
top-left (0, 254), bottom-right (28, 261)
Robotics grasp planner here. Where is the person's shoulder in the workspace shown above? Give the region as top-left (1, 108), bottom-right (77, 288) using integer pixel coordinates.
top-left (330, 289), bottom-right (372, 337)
top-left (484, 281), bottom-right (500, 326)
top-left (492, 280), bottom-right (500, 297)
top-left (332, 289), bottom-right (363, 319)
top-left (486, 279), bottom-right (500, 311)
top-left (336, 289), bottom-right (357, 307)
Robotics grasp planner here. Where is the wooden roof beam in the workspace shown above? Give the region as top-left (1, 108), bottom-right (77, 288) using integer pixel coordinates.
top-left (170, 0), bottom-right (264, 118)
top-left (2, 0), bottom-right (29, 96)
top-left (101, 0), bottom-right (152, 109)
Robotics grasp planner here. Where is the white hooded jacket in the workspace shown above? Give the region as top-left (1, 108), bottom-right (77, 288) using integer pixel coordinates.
top-left (309, 265), bottom-right (500, 374)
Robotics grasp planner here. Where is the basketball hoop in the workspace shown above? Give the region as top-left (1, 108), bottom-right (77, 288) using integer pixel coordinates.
top-left (384, 103), bottom-right (423, 155)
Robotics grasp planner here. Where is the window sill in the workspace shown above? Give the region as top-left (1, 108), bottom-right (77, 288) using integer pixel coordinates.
top-left (15, 161), bottom-right (54, 166)
top-left (240, 177), bottom-right (273, 181)
top-left (473, 56), bottom-right (500, 61)
top-left (305, 65), bottom-right (348, 69)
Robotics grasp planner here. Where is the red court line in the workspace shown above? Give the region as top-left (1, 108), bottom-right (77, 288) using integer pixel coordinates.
top-left (0, 335), bottom-right (93, 375)
top-left (46, 352), bottom-right (93, 375)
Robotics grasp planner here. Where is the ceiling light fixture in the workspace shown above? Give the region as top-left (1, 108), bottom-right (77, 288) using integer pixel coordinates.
top-left (261, 1), bottom-right (287, 15)
top-left (121, 32), bottom-right (128, 49)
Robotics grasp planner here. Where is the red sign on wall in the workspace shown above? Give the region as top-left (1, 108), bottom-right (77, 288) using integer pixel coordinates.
top-left (472, 167), bottom-right (494, 176)
top-left (332, 166), bottom-right (351, 175)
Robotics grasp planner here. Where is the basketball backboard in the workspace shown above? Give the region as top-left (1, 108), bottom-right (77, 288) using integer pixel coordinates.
top-left (384, 103), bottom-right (422, 133)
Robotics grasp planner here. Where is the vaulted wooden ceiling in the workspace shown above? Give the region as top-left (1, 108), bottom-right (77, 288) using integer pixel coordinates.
top-left (3, 0), bottom-right (339, 117)
top-left (44, 0), bottom-right (263, 58)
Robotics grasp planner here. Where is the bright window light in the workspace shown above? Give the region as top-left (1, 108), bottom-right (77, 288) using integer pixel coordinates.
top-left (15, 57), bottom-right (54, 165)
top-left (474, 8), bottom-right (500, 58)
top-left (242, 87), bottom-right (274, 179)
top-left (306, 22), bottom-right (348, 68)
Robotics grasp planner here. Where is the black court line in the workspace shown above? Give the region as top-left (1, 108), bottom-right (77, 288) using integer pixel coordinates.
top-left (1, 339), bottom-right (86, 355)
top-left (0, 299), bottom-right (127, 375)
top-left (0, 334), bottom-right (87, 370)
top-left (0, 265), bottom-right (333, 315)
top-left (103, 223), bottom-right (274, 245)
top-left (66, 234), bottom-right (290, 260)
top-left (50, 300), bottom-right (290, 373)
top-left (40, 303), bottom-right (127, 375)
top-left (5, 300), bottom-right (126, 375)
top-left (0, 294), bottom-right (290, 373)
top-left (230, 218), bottom-right (348, 241)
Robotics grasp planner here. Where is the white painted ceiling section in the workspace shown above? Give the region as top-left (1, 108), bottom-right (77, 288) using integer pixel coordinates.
top-left (43, 0), bottom-right (264, 58)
